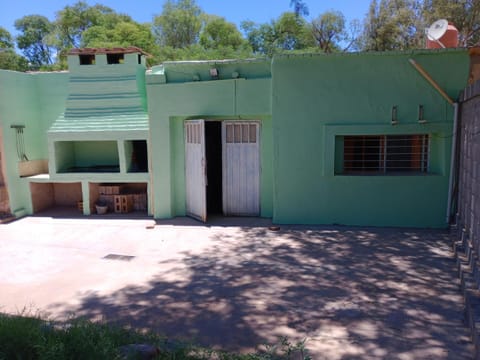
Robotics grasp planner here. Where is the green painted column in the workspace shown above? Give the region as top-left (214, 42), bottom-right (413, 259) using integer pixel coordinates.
top-left (81, 181), bottom-right (91, 215)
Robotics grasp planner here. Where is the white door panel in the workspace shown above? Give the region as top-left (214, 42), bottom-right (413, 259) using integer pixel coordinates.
top-left (185, 120), bottom-right (207, 222)
top-left (222, 121), bottom-right (260, 216)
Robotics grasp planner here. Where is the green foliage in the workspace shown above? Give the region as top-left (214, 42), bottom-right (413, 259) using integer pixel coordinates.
top-left (54, 1), bottom-right (118, 49)
top-left (0, 27), bottom-right (29, 72)
top-left (0, 314), bottom-right (312, 360)
top-left (0, 313), bottom-right (44, 359)
top-left (38, 60), bottom-right (69, 72)
top-left (0, 50), bottom-right (30, 71)
top-left (241, 20), bottom-right (275, 56)
top-left (14, 15), bottom-right (55, 66)
top-left (242, 12), bottom-right (314, 57)
top-left (151, 7), bottom-right (253, 62)
top-left (152, 0), bottom-right (203, 48)
top-left (82, 21), bottom-right (156, 54)
top-left (200, 16), bottom-right (246, 50)
top-left (361, 0), bottom-right (421, 51)
top-left (52, 2), bottom-right (149, 64)
top-left (0, 314), bottom-right (158, 360)
top-left (313, 13), bottom-right (362, 53)
top-left (312, 10), bottom-right (347, 53)
top-left (0, 27), bottom-right (14, 49)
top-left (275, 12), bottom-right (315, 51)
top-left (153, 44), bottom-right (251, 64)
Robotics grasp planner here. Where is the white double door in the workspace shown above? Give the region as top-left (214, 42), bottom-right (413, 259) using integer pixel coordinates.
top-left (184, 120), bottom-right (260, 222)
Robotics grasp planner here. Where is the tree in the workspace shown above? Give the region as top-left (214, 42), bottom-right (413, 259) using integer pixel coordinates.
top-left (311, 11), bottom-right (362, 53)
top-left (0, 27), bottom-right (29, 71)
top-left (275, 12), bottom-right (314, 50)
top-left (290, 0), bottom-right (309, 18)
top-left (360, 0), bottom-right (480, 51)
top-left (200, 16), bottom-right (245, 50)
top-left (0, 27), bottom-right (14, 49)
top-left (241, 20), bottom-right (276, 55)
top-left (15, 15), bottom-right (55, 66)
top-left (53, 2), bottom-right (152, 65)
top-left (0, 51), bottom-right (29, 72)
top-left (242, 12), bottom-right (314, 57)
top-left (422, 0), bottom-right (480, 46)
top-left (152, 0), bottom-right (203, 48)
top-left (54, 2), bottom-right (136, 49)
top-left (312, 11), bottom-right (346, 53)
top-left (82, 22), bottom-right (156, 54)
top-left (56, 2), bottom-right (108, 48)
top-left (198, 16), bottom-right (252, 59)
top-left (361, 0), bottom-right (420, 51)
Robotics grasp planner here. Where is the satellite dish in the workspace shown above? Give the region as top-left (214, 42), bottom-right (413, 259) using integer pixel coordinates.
top-left (426, 19), bottom-right (449, 48)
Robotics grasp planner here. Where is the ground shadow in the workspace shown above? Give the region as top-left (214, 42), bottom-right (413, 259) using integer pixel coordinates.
top-left (48, 224), bottom-right (472, 359)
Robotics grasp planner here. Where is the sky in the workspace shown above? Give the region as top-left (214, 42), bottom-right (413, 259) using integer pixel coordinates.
top-left (0, 0), bottom-right (372, 37)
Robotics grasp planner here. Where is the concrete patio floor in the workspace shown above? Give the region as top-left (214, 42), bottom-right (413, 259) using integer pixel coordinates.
top-left (0, 213), bottom-right (473, 359)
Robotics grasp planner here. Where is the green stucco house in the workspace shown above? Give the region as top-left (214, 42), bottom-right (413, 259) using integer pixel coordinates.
top-left (0, 47), bottom-right (471, 227)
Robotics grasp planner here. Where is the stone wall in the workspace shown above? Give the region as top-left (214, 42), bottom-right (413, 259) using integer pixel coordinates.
top-left (458, 80), bottom-right (480, 249)
top-left (453, 79), bottom-right (480, 358)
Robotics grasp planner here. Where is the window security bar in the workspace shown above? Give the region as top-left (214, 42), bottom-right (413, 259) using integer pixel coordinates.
top-left (343, 134), bottom-right (429, 174)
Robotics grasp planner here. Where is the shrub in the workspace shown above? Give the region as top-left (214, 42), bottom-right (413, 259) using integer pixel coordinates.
top-left (0, 313), bottom-right (311, 360)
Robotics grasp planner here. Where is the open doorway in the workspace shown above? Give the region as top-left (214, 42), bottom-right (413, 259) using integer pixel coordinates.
top-left (184, 119), bottom-right (260, 222)
top-left (205, 121), bottom-right (222, 214)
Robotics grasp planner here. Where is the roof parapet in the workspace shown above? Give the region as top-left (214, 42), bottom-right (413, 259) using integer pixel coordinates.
top-left (68, 47), bottom-right (151, 57)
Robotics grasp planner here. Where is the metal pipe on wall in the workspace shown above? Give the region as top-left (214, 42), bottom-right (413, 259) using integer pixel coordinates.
top-left (446, 102), bottom-right (459, 224)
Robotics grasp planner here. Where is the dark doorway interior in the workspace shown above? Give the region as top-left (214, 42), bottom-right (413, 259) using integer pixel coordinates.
top-left (205, 121), bottom-right (222, 214)
top-left (131, 140), bottom-right (148, 172)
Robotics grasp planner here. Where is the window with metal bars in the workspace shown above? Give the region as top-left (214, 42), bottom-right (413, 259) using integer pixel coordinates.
top-left (341, 134), bottom-right (429, 174)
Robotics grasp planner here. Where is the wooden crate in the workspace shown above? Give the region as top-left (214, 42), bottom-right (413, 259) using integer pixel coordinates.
top-left (114, 195), bottom-right (133, 213)
top-left (132, 193), bottom-right (147, 211)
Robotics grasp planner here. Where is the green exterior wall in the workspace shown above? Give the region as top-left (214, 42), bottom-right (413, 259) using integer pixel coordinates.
top-left (35, 73), bottom-right (71, 158)
top-left (271, 50), bottom-right (469, 227)
top-left (0, 49), bottom-right (470, 227)
top-left (147, 61), bottom-right (273, 218)
top-left (0, 71), bottom-right (69, 215)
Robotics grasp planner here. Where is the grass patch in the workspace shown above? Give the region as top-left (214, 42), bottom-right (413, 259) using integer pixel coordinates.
top-left (0, 313), bottom-right (311, 359)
